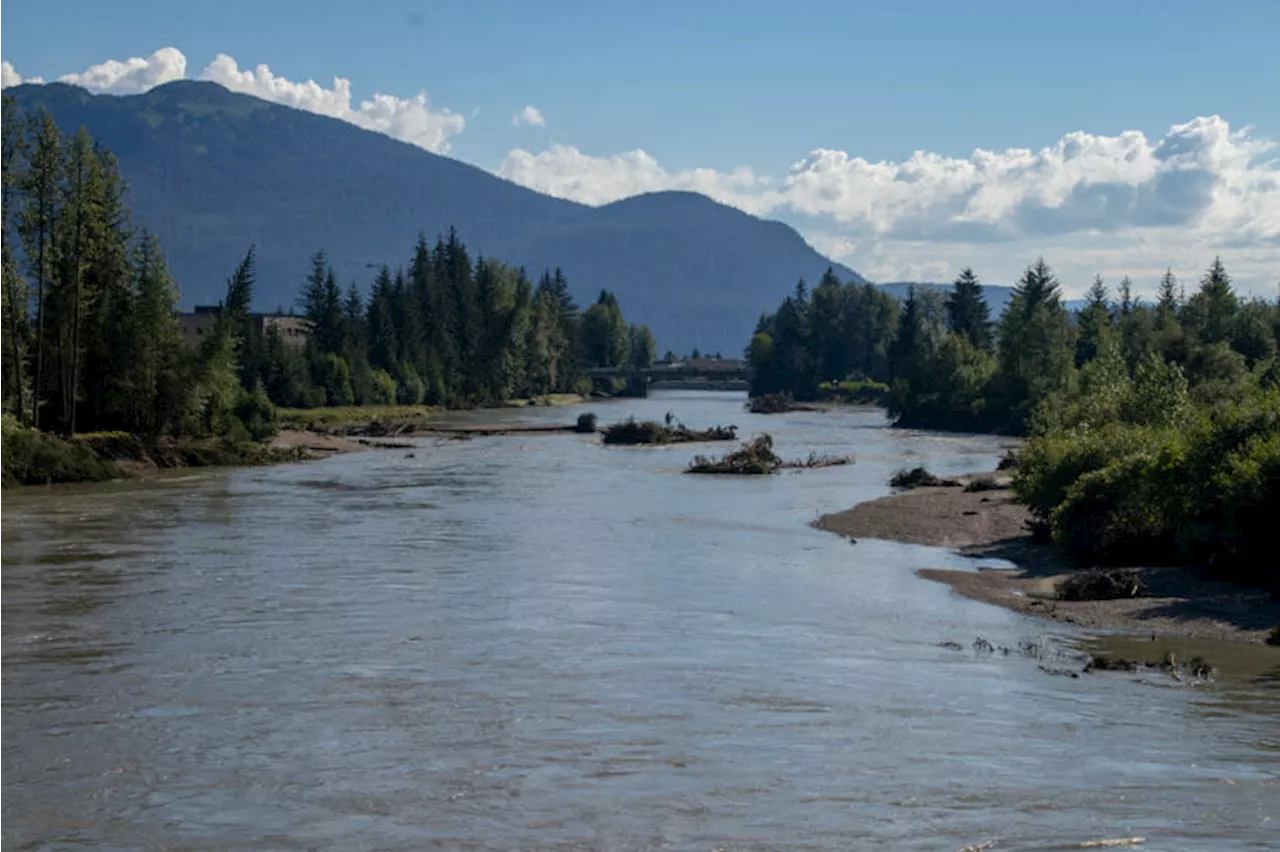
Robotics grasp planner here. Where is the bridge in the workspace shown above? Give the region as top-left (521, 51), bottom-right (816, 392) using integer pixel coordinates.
top-left (585, 359), bottom-right (749, 397)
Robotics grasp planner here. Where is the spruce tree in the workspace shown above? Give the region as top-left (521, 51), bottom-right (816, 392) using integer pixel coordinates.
top-left (945, 267), bottom-right (992, 352)
top-left (1184, 257), bottom-right (1238, 345)
top-left (1075, 275), bottom-right (1114, 367)
top-left (1156, 268), bottom-right (1179, 320)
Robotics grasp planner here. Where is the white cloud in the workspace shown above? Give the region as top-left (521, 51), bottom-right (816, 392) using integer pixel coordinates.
top-left (1, 61), bottom-right (43, 88)
top-left (499, 144), bottom-right (775, 212)
top-left (512, 105), bottom-right (546, 127)
top-left (199, 54), bottom-right (464, 153)
top-left (498, 117), bottom-right (1280, 296)
top-left (58, 47), bottom-right (187, 94)
top-left (6, 47), bottom-right (466, 154)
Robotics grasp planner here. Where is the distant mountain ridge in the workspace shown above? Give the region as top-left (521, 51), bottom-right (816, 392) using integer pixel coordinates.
top-left (8, 80), bottom-right (865, 354)
top-left (878, 282), bottom-right (1088, 314)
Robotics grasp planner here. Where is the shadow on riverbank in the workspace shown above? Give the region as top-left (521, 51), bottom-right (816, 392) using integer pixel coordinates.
top-left (817, 474), bottom-right (1280, 645)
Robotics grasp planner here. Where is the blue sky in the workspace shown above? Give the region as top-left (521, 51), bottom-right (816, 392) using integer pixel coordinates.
top-left (4, 0), bottom-right (1279, 295)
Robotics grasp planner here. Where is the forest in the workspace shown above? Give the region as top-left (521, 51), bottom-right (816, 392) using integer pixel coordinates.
top-left (748, 259), bottom-right (1280, 582)
top-left (1, 101), bottom-right (655, 447)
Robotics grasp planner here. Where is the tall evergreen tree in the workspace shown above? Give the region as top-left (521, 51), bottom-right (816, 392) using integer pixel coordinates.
top-left (1156, 268), bottom-right (1180, 321)
top-left (1, 95), bottom-right (28, 420)
top-left (1075, 275), bottom-right (1114, 367)
top-left (945, 267), bottom-right (992, 352)
top-left (995, 259), bottom-right (1073, 431)
top-left (1184, 257), bottom-right (1238, 345)
top-left (17, 110), bottom-right (63, 428)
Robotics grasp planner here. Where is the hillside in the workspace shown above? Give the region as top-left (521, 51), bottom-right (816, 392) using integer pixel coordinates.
top-left (8, 80), bottom-right (863, 354)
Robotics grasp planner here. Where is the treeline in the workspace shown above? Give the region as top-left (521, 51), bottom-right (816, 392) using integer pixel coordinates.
top-left (749, 258), bottom-right (1280, 581)
top-left (2, 102), bottom-right (194, 436)
top-left (1, 100), bottom-right (656, 441)
top-left (249, 240), bottom-right (656, 411)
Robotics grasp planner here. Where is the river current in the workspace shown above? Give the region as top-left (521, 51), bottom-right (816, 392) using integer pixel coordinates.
top-left (3, 391), bottom-right (1277, 850)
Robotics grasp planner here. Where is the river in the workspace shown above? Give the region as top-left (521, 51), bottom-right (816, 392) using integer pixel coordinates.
top-left (3, 391), bottom-right (1277, 850)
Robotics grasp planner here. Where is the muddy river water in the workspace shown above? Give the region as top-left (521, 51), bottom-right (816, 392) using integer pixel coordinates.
top-left (3, 392), bottom-right (1277, 850)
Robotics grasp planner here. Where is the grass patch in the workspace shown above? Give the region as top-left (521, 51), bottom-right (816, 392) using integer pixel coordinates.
top-left (277, 405), bottom-right (439, 430)
top-left (818, 378), bottom-right (890, 405)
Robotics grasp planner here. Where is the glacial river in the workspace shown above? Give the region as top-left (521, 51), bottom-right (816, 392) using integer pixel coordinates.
top-left (3, 391), bottom-right (1277, 850)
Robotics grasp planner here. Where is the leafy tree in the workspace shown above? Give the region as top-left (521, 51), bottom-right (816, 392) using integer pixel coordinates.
top-left (629, 324), bottom-right (657, 368)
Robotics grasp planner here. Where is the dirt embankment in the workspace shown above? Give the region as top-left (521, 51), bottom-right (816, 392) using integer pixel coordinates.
top-left (816, 475), bottom-right (1280, 645)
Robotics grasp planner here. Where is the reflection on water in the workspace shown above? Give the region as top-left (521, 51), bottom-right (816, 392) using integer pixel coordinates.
top-left (3, 392), bottom-right (1277, 850)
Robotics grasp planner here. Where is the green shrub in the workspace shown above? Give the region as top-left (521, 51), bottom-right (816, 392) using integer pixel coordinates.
top-left (370, 369), bottom-right (399, 405)
top-left (575, 412), bottom-right (598, 433)
top-left (1049, 453), bottom-right (1171, 562)
top-left (313, 353), bottom-right (355, 406)
top-left (1013, 423), bottom-right (1158, 525)
top-left (396, 364), bottom-right (426, 405)
top-left (2, 416), bottom-right (119, 487)
top-left (232, 382), bottom-right (278, 441)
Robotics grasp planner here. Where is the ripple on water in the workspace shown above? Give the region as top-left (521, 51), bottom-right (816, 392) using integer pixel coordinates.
top-left (2, 392), bottom-right (1277, 851)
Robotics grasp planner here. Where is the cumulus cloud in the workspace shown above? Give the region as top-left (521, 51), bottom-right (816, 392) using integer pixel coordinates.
top-left (199, 54), bottom-right (464, 153)
top-left (512, 105), bottom-right (545, 127)
top-left (499, 117), bottom-right (1280, 295)
top-left (6, 47), bottom-right (466, 154)
top-left (499, 144), bottom-right (775, 212)
top-left (1, 61), bottom-right (43, 88)
top-left (58, 47), bottom-right (187, 94)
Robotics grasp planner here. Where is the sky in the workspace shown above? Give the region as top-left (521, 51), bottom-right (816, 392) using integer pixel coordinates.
top-left (3, 0), bottom-right (1279, 298)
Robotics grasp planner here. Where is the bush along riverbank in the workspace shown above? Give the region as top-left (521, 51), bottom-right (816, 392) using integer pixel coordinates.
top-left (1, 417), bottom-right (310, 488)
top-left (748, 256), bottom-right (1277, 629)
top-left (1, 112), bottom-right (652, 484)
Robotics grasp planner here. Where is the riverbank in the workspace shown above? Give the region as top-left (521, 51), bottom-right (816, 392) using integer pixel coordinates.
top-left (2, 395), bottom-right (594, 488)
top-left (816, 473), bottom-right (1280, 644)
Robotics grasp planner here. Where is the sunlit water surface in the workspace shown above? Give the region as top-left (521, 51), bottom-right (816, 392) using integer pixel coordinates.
top-left (4, 392), bottom-right (1277, 850)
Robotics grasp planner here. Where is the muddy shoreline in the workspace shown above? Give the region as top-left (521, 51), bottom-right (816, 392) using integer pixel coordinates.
top-left (816, 474), bottom-right (1280, 645)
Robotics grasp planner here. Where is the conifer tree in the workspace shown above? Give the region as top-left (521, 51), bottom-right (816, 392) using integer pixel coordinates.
top-left (1075, 275), bottom-right (1114, 367)
top-left (1184, 257), bottom-right (1238, 345)
top-left (17, 110), bottom-right (63, 427)
top-left (1, 96), bottom-right (28, 420)
top-left (945, 267), bottom-right (992, 352)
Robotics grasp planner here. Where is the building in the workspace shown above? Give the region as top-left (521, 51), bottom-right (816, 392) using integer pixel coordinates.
top-left (177, 306), bottom-right (311, 348)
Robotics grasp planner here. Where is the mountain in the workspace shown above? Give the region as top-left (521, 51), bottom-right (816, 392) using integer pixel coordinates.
top-left (876, 282), bottom-right (1088, 315)
top-left (7, 80), bottom-right (864, 354)
top-left (876, 282), bottom-right (1015, 316)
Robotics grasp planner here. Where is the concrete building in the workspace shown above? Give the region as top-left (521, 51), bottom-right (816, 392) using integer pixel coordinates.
top-left (177, 306), bottom-right (311, 348)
